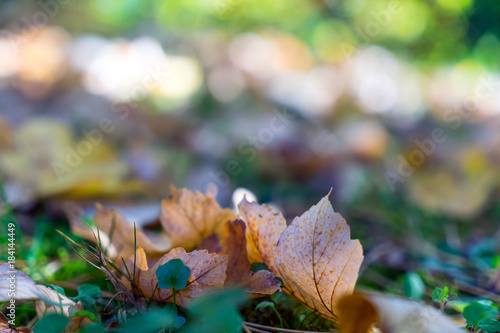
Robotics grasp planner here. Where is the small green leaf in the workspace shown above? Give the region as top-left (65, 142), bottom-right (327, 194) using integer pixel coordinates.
top-left (122, 307), bottom-right (185, 333)
top-left (251, 263), bottom-right (269, 272)
top-left (432, 286), bottom-right (449, 302)
top-left (403, 272), bottom-right (425, 299)
top-left (73, 295), bottom-right (96, 309)
top-left (181, 288), bottom-right (246, 333)
top-left (156, 259), bottom-right (190, 290)
top-left (72, 310), bottom-right (99, 323)
top-left (48, 284), bottom-right (66, 296)
top-left (432, 288), bottom-right (443, 302)
top-left (255, 301), bottom-right (275, 311)
top-left (479, 319), bottom-right (500, 332)
top-left (463, 301), bottom-right (499, 326)
top-left (35, 314), bottom-right (69, 333)
top-left (78, 284), bottom-right (102, 298)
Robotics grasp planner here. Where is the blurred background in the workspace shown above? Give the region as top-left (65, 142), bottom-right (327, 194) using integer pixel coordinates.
top-left (1, 0), bottom-right (500, 259)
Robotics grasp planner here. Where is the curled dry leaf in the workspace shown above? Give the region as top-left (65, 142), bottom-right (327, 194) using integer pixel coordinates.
top-left (160, 185), bottom-right (237, 250)
top-left (0, 264), bottom-right (42, 302)
top-left (66, 203), bottom-right (171, 261)
top-left (238, 192), bottom-right (364, 322)
top-left (0, 264), bottom-right (75, 319)
top-left (35, 285), bottom-right (76, 317)
top-left (0, 312), bottom-right (32, 333)
top-left (338, 293), bottom-right (467, 333)
top-left (221, 220), bottom-right (281, 297)
top-left (126, 247), bottom-right (228, 306)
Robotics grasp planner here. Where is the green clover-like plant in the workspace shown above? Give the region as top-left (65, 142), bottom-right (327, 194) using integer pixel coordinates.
top-left (155, 258), bottom-right (191, 305)
top-left (463, 301), bottom-right (500, 332)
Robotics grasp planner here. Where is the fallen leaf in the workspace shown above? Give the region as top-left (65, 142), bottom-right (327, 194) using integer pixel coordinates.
top-left (197, 233), bottom-right (221, 254)
top-left (238, 192), bottom-right (364, 322)
top-left (0, 264), bottom-right (76, 320)
top-left (0, 119), bottom-right (146, 204)
top-left (160, 185), bottom-right (237, 250)
top-left (65, 203), bottom-right (171, 261)
top-left (127, 247), bottom-right (228, 306)
top-left (221, 220), bottom-right (281, 297)
top-left (338, 293), bottom-right (467, 333)
top-left (35, 285), bottom-right (76, 317)
top-left (0, 264), bottom-right (42, 302)
top-left (238, 199), bottom-right (286, 275)
top-left (0, 312), bottom-right (32, 333)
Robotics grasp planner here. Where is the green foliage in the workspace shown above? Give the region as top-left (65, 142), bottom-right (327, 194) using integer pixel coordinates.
top-left (78, 284), bottom-right (102, 298)
top-left (255, 301), bottom-right (275, 311)
top-left (255, 301), bottom-right (284, 328)
top-left (479, 320), bottom-right (500, 333)
top-left (432, 286), bottom-right (449, 303)
top-left (463, 301), bottom-right (500, 332)
top-left (403, 272), bottom-right (425, 299)
top-left (48, 284), bottom-right (66, 296)
top-left (34, 314), bottom-right (69, 333)
top-left (72, 284), bottom-right (102, 310)
top-left (156, 259), bottom-right (191, 291)
top-left (72, 310), bottom-right (99, 323)
top-left (250, 262), bottom-right (269, 272)
top-left (121, 306), bottom-right (185, 333)
top-left (180, 288), bottom-right (246, 333)
top-left (80, 323), bottom-right (106, 333)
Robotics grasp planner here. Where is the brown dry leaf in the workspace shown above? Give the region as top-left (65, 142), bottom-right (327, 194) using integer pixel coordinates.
top-left (0, 312), bottom-right (32, 333)
top-left (35, 285), bottom-right (76, 317)
top-left (0, 264), bottom-right (42, 301)
top-left (221, 220), bottom-right (281, 297)
top-left (338, 293), bottom-right (466, 333)
top-left (66, 203), bottom-right (171, 261)
top-left (238, 193), bottom-right (364, 322)
top-left (127, 247), bottom-right (228, 306)
top-left (0, 264), bottom-right (78, 331)
top-left (160, 185), bottom-right (237, 250)
top-left (238, 199), bottom-right (286, 275)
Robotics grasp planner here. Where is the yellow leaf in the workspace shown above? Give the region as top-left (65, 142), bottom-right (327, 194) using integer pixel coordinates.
top-left (238, 199), bottom-right (286, 275)
top-left (160, 185), bottom-right (237, 250)
top-left (239, 192), bottom-right (364, 322)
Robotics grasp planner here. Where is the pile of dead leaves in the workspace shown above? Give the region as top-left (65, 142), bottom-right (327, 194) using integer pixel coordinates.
top-left (56, 185), bottom-right (465, 332)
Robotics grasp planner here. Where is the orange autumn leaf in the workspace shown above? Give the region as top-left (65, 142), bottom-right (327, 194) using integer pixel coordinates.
top-left (238, 200), bottom-right (286, 275)
top-left (238, 192), bottom-right (364, 322)
top-left (221, 220), bottom-right (281, 297)
top-left (127, 247), bottom-right (228, 306)
top-left (160, 185), bottom-right (237, 250)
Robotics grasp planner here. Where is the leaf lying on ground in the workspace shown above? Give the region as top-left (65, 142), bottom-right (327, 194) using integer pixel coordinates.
top-left (338, 293), bottom-right (467, 333)
top-left (125, 247), bottom-right (228, 306)
top-left (238, 192), bottom-right (364, 322)
top-left (0, 119), bottom-right (145, 204)
top-left (160, 185), bottom-right (237, 250)
top-left (0, 264), bottom-right (91, 331)
top-left (237, 200), bottom-right (286, 275)
top-left (221, 220), bottom-right (281, 297)
top-left (0, 312), bottom-right (32, 333)
top-left (66, 203), bottom-right (171, 260)
top-left (0, 264), bottom-right (43, 302)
